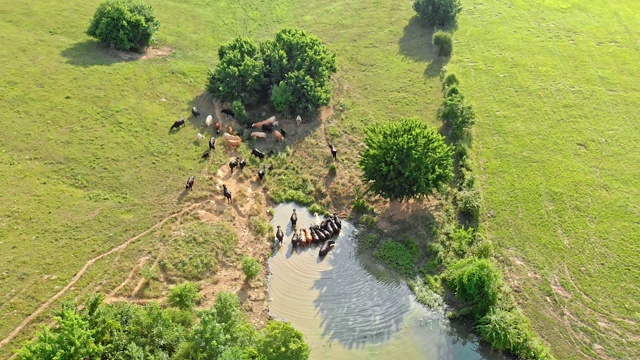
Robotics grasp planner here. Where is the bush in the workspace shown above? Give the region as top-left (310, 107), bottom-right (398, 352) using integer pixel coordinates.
top-left (433, 31), bottom-right (453, 57)
top-left (446, 258), bottom-right (501, 318)
top-left (241, 256), bottom-right (262, 281)
top-left (374, 240), bottom-right (420, 277)
top-left (231, 100), bottom-right (248, 122)
top-left (271, 82), bottom-right (294, 112)
top-left (438, 93), bottom-right (476, 140)
top-left (442, 72), bottom-right (459, 90)
top-left (456, 187), bottom-right (482, 217)
top-left (86, 0), bottom-right (159, 52)
top-left (256, 321), bottom-right (310, 360)
top-left (168, 282), bottom-right (201, 310)
top-left (413, 0), bottom-right (462, 28)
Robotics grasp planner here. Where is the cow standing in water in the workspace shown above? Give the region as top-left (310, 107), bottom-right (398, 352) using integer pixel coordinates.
top-left (276, 225), bottom-right (284, 246)
top-left (290, 209), bottom-right (298, 230)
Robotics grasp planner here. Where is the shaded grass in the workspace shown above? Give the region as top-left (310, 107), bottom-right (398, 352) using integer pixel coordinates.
top-left (451, 0), bottom-right (640, 358)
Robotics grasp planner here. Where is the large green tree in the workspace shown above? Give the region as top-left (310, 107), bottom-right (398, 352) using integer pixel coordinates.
top-left (359, 117), bottom-right (453, 201)
top-left (86, 0), bottom-right (159, 52)
top-left (207, 37), bottom-right (266, 106)
top-left (256, 321), bottom-right (310, 360)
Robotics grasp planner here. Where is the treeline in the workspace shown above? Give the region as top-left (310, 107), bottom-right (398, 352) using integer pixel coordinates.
top-left (17, 292), bottom-right (310, 360)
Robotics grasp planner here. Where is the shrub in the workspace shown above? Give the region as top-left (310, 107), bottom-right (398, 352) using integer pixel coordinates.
top-left (168, 282), bottom-right (201, 310)
top-left (456, 187), bottom-right (482, 217)
top-left (446, 258), bottom-right (501, 318)
top-left (444, 85), bottom-right (460, 97)
top-left (257, 321), bottom-right (311, 360)
top-left (241, 256), bottom-right (262, 281)
top-left (413, 0), bottom-right (462, 28)
top-left (359, 117), bottom-right (453, 201)
top-left (231, 100), bottom-right (247, 122)
top-left (271, 82), bottom-right (294, 112)
top-left (86, 0), bottom-right (159, 52)
top-left (328, 163), bottom-right (337, 176)
top-left (433, 31), bottom-right (453, 57)
top-left (374, 240), bottom-right (420, 277)
top-left (442, 72), bottom-right (459, 90)
top-left (438, 93), bottom-right (476, 140)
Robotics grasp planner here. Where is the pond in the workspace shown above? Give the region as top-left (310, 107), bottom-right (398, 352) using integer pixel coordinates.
top-left (268, 203), bottom-right (509, 360)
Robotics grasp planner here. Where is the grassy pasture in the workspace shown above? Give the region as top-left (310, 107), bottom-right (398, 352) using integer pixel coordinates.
top-left (451, 0), bottom-right (640, 358)
top-left (0, 0), bottom-right (445, 356)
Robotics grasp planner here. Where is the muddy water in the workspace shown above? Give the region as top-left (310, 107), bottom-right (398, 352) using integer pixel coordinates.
top-left (268, 203), bottom-right (509, 360)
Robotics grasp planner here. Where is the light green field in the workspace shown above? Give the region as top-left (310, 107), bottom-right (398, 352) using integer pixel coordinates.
top-left (0, 0), bottom-right (445, 356)
top-left (451, 0), bottom-right (640, 358)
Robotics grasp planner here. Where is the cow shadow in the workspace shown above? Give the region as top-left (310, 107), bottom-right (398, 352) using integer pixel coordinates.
top-left (61, 40), bottom-right (142, 67)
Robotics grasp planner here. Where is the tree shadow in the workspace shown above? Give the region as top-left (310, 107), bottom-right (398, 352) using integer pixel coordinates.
top-left (187, 92), bottom-right (323, 158)
top-left (398, 16), bottom-right (437, 62)
top-left (61, 40), bottom-right (143, 67)
top-left (425, 56), bottom-right (450, 78)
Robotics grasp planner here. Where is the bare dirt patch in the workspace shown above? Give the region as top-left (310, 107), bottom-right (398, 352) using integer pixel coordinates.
top-left (108, 46), bottom-right (172, 61)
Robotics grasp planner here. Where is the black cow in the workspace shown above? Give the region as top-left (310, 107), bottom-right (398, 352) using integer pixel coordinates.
top-left (239, 158), bottom-right (246, 170)
top-left (222, 184), bottom-right (232, 204)
top-left (276, 225), bottom-right (284, 246)
top-left (229, 157), bottom-right (239, 174)
top-left (201, 150), bottom-right (210, 160)
top-left (258, 166), bottom-right (265, 180)
top-left (209, 137), bottom-right (216, 150)
top-left (170, 118), bottom-right (185, 130)
top-left (290, 209), bottom-right (297, 229)
top-left (328, 144), bottom-right (337, 160)
top-left (251, 148), bottom-right (265, 160)
top-left (262, 123), bottom-right (274, 132)
top-left (185, 175), bottom-right (195, 191)
top-left (221, 108), bottom-right (235, 118)
top-left (192, 107), bottom-right (200, 117)
top-left (280, 128), bottom-right (287, 138)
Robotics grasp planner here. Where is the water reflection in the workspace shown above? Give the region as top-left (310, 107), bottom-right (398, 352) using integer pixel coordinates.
top-left (268, 203), bottom-right (510, 360)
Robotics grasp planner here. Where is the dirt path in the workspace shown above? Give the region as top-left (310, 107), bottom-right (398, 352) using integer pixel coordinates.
top-left (0, 202), bottom-right (202, 350)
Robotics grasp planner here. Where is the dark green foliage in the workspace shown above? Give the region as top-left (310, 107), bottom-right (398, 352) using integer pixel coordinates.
top-left (442, 72), bottom-right (459, 89)
top-left (413, 0), bottom-right (462, 28)
top-left (241, 256), bottom-right (262, 281)
top-left (433, 31), bottom-right (453, 57)
top-left (477, 308), bottom-right (555, 360)
top-left (86, 0), bottom-right (159, 52)
top-left (446, 258), bottom-right (501, 318)
top-left (256, 321), bottom-right (311, 360)
top-left (19, 292), bottom-right (308, 360)
top-left (374, 240), bottom-right (420, 276)
top-left (359, 117), bottom-right (453, 201)
top-left (207, 37), bottom-right (266, 106)
top-left (231, 100), bottom-right (248, 122)
top-left (207, 29), bottom-right (336, 113)
top-left (438, 93), bottom-right (476, 140)
top-left (456, 187), bottom-right (482, 217)
top-left (168, 282), bottom-right (201, 310)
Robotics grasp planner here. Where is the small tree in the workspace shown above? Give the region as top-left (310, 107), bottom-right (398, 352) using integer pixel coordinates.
top-left (168, 282), bottom-right (201, 310)
top-left (257, 321), bottom-right (310, 360)
top-left (433, 31), bottom-right (453, 57)
top-left (413, 0), bottom-right (462, 28)
top-left (86, 0), bottom-right (159, 52)
top-left (359, 117), bottom-right (453, 201)
top-left (446, 258), bottom-right (501, 318)
top-left (241, 256), bottom-right (262, 281)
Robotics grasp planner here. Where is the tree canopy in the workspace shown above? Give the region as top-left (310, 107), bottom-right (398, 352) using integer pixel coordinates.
top-left (17, 291), bottom-right (310, 360)
top-left (413, 0), bottom-right (462, 28)
top-left (207, 28), bottom-right (336, 113)
top-left (86, 0), bottom-right (159, 52)
top-left (359, 117), bottom-right (453, 201)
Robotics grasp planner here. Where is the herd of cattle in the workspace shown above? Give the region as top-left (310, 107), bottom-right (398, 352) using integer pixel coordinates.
top-left (275, 209), bottom-right (342, 257)
top-left (171, 106), bottom-right (341, 257)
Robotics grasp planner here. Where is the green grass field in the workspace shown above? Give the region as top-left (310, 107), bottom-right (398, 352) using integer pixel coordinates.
top-left (451, 0), bottom-right (640, 358)
top-left (0, 0), bottom-right (445, 356)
